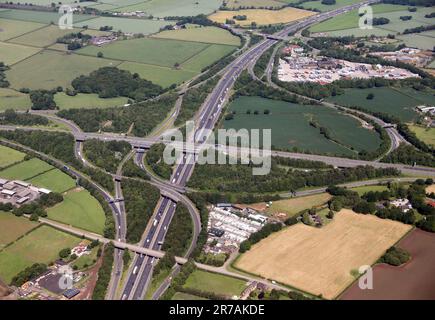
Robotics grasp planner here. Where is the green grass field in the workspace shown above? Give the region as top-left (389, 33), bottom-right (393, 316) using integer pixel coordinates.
top-left (54, 92), bottom-right (128, 110)
top-left (310, 5), bottom-right (433, 36)
top-left (0, 158), bottom-right (54, 180)
top-left (266, 193), bottom-right (332, 217)
top-left (326, 87), bottom-right (426, 122)
top-left (73, 16), bottom-right (173, 34)
top-left (172, 292), bottom-right (208, 300)
top-left (28, 169), bottom-right (76, 193)
top-left (0, 9), bottom-right (96, 25)
top-left (183, 270), bottom-right (247, 297)
top-left (408, 124), bottom-right (435, 147)
top-left (5, 50), bottom-right (121, 90)
top-left (118, 62), bottom-right (196, 88)
top-left (153, 26), bottom-right (241, 46)
top-left (111, 0), bottom-right (222, 17)
top-left (0, 88), bottom-right (31, 111)
top-left (46, 189), bottom-right (106, 235)
top-left (0, 41), bottom-right (41, 65)
top-left (224, 96), bottom-right (381, 156)
top-left (0, 145), bottom-right (25, 169)
top-left (0, 225), bottom-right (81, 283)
top-left (350, 184), bottom-right (389, 196)
top-left (72, 246), bottom-right (99, 270)
top-left (77, 37), bottom-right (210, 67)
top-left (301, 0), bottom-right (367, 12)
top-left (182, 44), bottom-right (236, 73)
top-left (0, 211), bottom-right (38, 248)
top-left (0, 18), bottom-right (46, 41)
top-left (9, 25), bottom-right (83, 48)
top-left (396, 32), bottom-right (435, 51)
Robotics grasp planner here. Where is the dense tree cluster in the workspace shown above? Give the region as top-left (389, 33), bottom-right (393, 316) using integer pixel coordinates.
top-left (145, 143), bottom-right (172, 179)
top-left (0, 62), bottom-right (9, 88)
top-left (239, 223), bottom-right (283, 253)
top-left (71, 67), bottom-right (163, 100)
top-left (11, 263), bottom-right (47, 287)
top-left (160, 260), bottom-right (196, 300)
top-left (379, 247), bottom-right (410, 266)
top-left (92, 243), bottom-right (114, 300)
top-left (57, 32), bottom-right (92, 50)
top-left (235, 71), bottom-right (304, 104)
top-left (161, 204), bottom-right (193, 256)
top-left (371, 17), bottom-right (390, 25)
top-left (403, 24), bottom-right (435, 34)
top-left (83, 139), bottom-right (131, 173)
top-left (382, 144), bottom-right (435, 167)
top-left (321, 0), bottom-right (336, 4)
top-left (254, 46), bottom-right (275, 78)
top-left (57, 94), bottom-right (178, 137)
top-left (0, 110), bottom-right (49, 127)
top-left (188, 157), bottom-right (401, 193)
top-left (29, 90), bottom-right (57, 110)
top-left (176, 77), bottom-right (220, 126)
top-left (121, 179), bottom-right (160, 243)
top-left (381, 0), bottom-right (434, 6)
top-left (122, 158), bottom-right (149, 180)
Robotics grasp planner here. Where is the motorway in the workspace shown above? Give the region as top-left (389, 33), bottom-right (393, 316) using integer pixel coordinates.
top-left (118, 0), bottom-right (387, 300)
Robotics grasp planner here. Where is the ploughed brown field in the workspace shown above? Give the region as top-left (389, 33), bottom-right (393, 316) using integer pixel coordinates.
top-left (341, 228), bottom-right (435, 300)
top-left (235, 209), bottom-right (411, 299)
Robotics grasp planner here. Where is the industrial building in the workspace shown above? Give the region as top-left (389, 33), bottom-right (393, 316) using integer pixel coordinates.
top-left (0, 178), bottom-right (51, 207)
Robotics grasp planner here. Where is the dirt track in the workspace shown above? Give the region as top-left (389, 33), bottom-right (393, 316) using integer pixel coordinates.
top-left (341, 229), bottom-right (435, 300)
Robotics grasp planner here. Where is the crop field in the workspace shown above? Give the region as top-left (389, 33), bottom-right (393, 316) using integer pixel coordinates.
top-left (73, 16), bottom-right (174, 34)
top-left (46, 189), bottom-right (106, 235)
top-left (0, 41), bottom-right (41, 65)
top-left (209, 7), bottom-right (316, 26)
top-left (408, 125), bottom-right (435, 147)
top-left (224, 96), bottom-right (381, 156)
top-left (0, 89), bottom-right (31, 111)
top-left (341, 229), bottom-right (435, 299)
top-left (118, 62), bottom-right (196, 88)
top-left (264, 193), bottom-right (332, 218)
top-left (326, 87), bottom-right (426, 122)
top-left (5, 50), bottom-right (121, 90)
top-left (235, 209), bottom-right (412, 299)
top-left (0, 158), bottom-right (54, 180)
top-left (28, 169), bottom-right (76, 193)
top-left (54, 92), bottom-right (128, 110)
top-left (152, 26), bottom-right (241, 46)
top-left (0, 211), bottom-right (38, 248)
top-left (0, 18), bottom-right (46, 41)
top-left (225, 0), bottom-right (287, 8)
top-left (8, 25), bottom-right (82, 48)
top-left (310, 5), bottom-right (434, 39)
top-left (0, 225), bottom-right (81, 283)
top-left (0, 145), bottom-right (25, 169)
top-left (183, 270), bottom-right (247, 297)
top-left (301, 0), bottom-right (368, 12)
top-left (111, 0), bottom-right (222, 17)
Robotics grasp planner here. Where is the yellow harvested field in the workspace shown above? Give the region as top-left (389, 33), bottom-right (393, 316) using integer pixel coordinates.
top-left (426, 184), bottom-right (435, 194)
top-left (235, 209), bottom-right (412, 299)
top-left (208, 7), bottom-right (316, 26)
